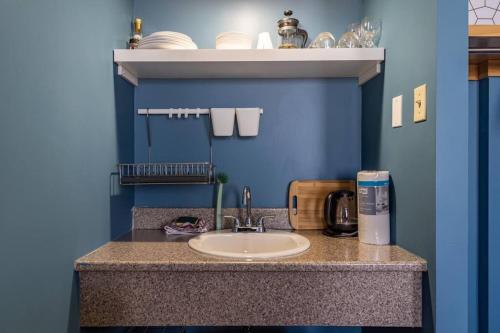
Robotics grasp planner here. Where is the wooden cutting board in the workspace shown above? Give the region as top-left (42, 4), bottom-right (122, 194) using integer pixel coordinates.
top-left (288, 180), bottom-right (356, 230)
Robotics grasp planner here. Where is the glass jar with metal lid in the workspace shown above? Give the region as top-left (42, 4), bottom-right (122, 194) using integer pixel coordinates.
top-left (277, 10), bottom-right (308, 49)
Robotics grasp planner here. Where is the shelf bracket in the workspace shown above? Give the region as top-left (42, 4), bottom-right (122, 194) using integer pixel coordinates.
top-left (358, 63), bottom-right (381, 86)
top-left (117, 64), bottom-right (139, 87)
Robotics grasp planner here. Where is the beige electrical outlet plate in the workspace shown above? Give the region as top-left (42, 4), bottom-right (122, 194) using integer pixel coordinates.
top-left (414, 84), bottom-right (427, 122)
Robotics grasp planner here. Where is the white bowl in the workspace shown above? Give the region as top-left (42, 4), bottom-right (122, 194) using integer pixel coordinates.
top-left (139, 36), bottom-right (195, 45)
top-left (150, 31), bottom-right (193, 41)
top-left (138, 43), bottom-right (197, 49)
top-left (139, 39), bottom-right (197, 48)
top-left (216, 32), bottom-right (252, 49)
top-left (140, 39), bottom-right (194, 45)
top-left (216, 43), bottom-right (252, 50)
top-left (140, 36), bottom-right (190, 42)
top-left (216, 31), bottom-right (250, 37)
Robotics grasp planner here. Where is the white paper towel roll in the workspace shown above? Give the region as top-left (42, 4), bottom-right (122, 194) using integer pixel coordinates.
top-left (357, 171), bottom-right (390, 245)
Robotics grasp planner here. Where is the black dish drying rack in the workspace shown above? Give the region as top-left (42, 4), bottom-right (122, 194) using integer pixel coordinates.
top-left (118, 108), bottom-right (215, 185)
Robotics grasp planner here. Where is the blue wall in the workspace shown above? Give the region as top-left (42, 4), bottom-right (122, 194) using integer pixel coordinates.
top-left (134, 79), bottom-right (361, 207)
top-left (361, 1), bottom-right (437, 332)
top-left (486, 78), bottom-right (500, 333)
top-left (134, 0), bottom-right (362, 49)
top-left (476, 77), bottom-right (500, 333)
top-left (469, 80), bottom-right (479, 333)
top-left (133, 0), bottom-right (363, 208)
top-left (435, 1), bottom-right (471, 333)
top-left (0, 1), bottom-right (134, 332)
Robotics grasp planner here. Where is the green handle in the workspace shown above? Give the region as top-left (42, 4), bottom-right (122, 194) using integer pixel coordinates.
top-left (216, 183), bottom-right (223, 230)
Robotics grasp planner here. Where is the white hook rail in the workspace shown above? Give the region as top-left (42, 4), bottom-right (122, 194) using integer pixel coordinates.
top-left (137, 108), bottom-right (263, 118)
top-left (138, 108), bottom-right (210, 118)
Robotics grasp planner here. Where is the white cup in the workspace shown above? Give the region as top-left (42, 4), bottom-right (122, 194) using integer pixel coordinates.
top-left (257, 32), bottom-right (273, 49)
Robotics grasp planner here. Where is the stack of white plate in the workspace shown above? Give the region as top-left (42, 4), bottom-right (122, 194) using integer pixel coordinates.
top-left (138, 31), bottom-right (198, 49)
top-left (215, 32), bottom-right (253, 49)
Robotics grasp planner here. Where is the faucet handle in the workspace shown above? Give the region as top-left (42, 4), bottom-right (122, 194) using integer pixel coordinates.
top-left (224, 216), bottom-right (240, 229)
top-left (257, 215), bottom-right (274, 230)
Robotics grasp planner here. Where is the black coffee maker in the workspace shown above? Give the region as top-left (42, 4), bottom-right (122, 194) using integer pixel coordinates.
top-left (323, 190), bottom-right (358, 237)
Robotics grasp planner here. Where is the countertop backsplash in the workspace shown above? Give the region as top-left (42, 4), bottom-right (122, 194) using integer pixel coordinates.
top-left (132, 207), bottom-right (291, 230)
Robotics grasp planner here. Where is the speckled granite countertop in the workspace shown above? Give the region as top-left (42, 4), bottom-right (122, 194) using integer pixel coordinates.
top-left (75, 230), bottom-right (427, 272)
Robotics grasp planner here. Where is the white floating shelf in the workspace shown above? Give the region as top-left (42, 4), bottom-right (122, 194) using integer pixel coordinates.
top-left (114, 48), bottom-right (385, 86)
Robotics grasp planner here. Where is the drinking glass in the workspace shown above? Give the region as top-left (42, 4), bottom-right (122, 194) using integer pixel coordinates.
top-left (309, 32), bottom-right (336, 48)
top-left (359, 17), bottom-right (382, 48)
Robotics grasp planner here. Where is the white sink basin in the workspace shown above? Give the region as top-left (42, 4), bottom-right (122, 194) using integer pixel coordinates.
top-left (188, 230), bottom-right (310, 259)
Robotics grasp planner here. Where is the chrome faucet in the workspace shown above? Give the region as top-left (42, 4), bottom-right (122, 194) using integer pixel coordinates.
top-left (242, 186), bottom-right (252, 227)
top-left (224, 185), bottom-right (274, 233)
